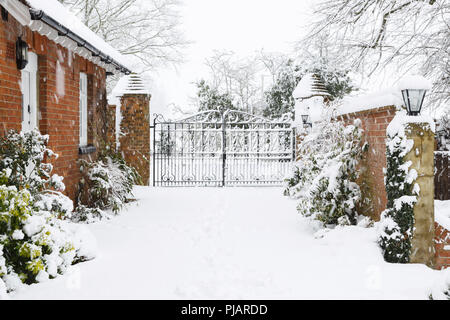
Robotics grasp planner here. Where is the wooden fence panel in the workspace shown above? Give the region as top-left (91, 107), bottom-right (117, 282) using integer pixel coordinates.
top-left (435, 152), bottom-right (450, 200)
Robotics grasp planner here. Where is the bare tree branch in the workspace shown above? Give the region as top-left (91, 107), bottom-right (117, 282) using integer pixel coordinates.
top-left (58, 0), bottom-right (190, 72)
top-left (298, 0), bottom-right (450, 113)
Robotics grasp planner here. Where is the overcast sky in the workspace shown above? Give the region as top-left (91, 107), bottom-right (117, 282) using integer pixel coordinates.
top-left (149, 0), bottom-right (315, 117)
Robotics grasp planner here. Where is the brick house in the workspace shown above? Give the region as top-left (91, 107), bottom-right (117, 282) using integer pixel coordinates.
top-left (0, 0), bottom-right (132, 200)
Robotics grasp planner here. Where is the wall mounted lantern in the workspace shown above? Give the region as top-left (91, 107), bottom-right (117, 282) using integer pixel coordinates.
top-left (1, 6), bottom-right (8, 21)
top-left (301, 114), bottom-right (312, 128)
top-left (16, 37), bottom-right (28, 70)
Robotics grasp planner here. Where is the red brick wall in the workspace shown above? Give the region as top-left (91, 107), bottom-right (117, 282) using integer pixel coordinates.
top-left (0, 12), bottom-right (109, 201)
top-left (0, 13), bottom-right (23, 133)
top-left (338, 106), bottom-right (397, 221)
top-left (435, 222), bottom-right (450, 270)
top-left (119, 94), bottom-right (150, 185)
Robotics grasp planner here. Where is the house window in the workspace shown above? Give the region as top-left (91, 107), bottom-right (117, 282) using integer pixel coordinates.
top-left (79, 73), bottom-right (88, 146)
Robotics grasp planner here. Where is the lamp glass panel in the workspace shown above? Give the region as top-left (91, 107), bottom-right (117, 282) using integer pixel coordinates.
top-left (408, 90), bottom-right (425, 113)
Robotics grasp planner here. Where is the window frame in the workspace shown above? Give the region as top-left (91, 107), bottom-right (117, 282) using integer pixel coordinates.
top-left (79, 72), bottom-right (88, 147)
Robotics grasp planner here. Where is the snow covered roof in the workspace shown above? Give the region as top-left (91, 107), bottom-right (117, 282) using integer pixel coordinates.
top-left (114, 74), bottom-right (151, 96)
top-left (2, 0), bottom-right (132, 75)
top-left (293, 73), bottom-right (330, 100)
top-left (109, 74), bottom-right (151, 105)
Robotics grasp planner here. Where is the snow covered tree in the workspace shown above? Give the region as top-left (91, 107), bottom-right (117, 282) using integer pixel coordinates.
top-left (195, 79), bottom-right (236, 113)
top-left (58, 0), bottom-right (188, 71)
top-left (301, 0), bottom-right (450, 113)
top-left (263, 58), bottom-right (355, 120)
top-left (204, 51), bottom-right (263, 114)
top-left (262, 60), bottom-right (300, 120)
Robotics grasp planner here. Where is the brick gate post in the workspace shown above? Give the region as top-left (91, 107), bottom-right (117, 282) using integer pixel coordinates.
top-left (118, 92), bottom-right (151, 186)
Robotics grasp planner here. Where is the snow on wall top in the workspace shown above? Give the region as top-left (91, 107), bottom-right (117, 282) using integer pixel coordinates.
top-left (331, 76), bottom-right (431, 117)
top-left (293, 73), bottom-right (330, 100)
top-left (25, 0), bottom-right (131, 71)
top-left (335, 89), bottom-right (403, 116)
top-left (398, 75), bottom-right (432, 91)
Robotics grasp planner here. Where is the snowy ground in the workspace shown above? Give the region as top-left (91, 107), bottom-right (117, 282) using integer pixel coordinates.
top-left (12, 187), bottom-right (446, 300)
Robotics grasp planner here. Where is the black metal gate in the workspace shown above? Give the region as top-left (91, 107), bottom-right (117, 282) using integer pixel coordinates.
top-left (152, 110), bottom-right (294, 187)
top-left (435, 152), bottom-right (450, 200)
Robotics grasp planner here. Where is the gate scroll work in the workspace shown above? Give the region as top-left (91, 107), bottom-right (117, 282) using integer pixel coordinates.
top-left (152, 110), bottom-right (295, 187)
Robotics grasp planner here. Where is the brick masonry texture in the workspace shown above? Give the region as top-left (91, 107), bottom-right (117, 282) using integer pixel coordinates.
top-left (435, 223), bottom-right (450, 270)
top-left (0, 12), bottom-right (110, 201)
top-left (338, 106), bottom-right (396, 221)
top-left (338, 106), bottom-right (449, 269)
top-left (118, 94), bottom-right (151, 186)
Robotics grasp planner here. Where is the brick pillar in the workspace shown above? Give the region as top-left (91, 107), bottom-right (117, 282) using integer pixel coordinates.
top-left (404, 123), bottom-right (436, 267)
top-left (119, 94), bottom-right (151, 185)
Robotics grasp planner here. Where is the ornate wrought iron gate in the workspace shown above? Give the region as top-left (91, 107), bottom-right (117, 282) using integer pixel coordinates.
top-left (152, 110), bottom-right (294, 187)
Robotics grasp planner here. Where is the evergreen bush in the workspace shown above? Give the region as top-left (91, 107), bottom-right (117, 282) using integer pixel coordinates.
top-left (0, 131), bottom-right (95, 293)
top-left (378, 113), bottom-right (420, 263)
top-left (0, 130), bottom-right (71, 217)
top-left (75, 150), bottom-right (141, 221)
top-left (286, 118), bottom-right (366, 225)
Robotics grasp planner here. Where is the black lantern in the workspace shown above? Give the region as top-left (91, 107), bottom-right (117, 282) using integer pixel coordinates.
top-left (401, 89), bottom-right (427, 116)
top-left (16, 37), bottom-right (28, 70)
top-left (301, 114), bottom-right (312, 128)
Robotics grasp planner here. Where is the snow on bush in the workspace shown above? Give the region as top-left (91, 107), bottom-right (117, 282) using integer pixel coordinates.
top-left (285, 117), bottom-right (367, 226)
top-left (0, 131), bottom-right (96, 295)
top-left (430, 269), bottom-right (450, 300)
top-left (378, 111), bottom-right (434, 263)
top-left (0, 130), bottom-right (71, 218)
top-left (437, 110), bottom-right (450, 151)
top-left (74, 151), bottom-right (141, 223)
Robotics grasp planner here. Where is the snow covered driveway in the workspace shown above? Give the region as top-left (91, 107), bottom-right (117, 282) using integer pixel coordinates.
top-left (14, 187), bottom-right (441, 299)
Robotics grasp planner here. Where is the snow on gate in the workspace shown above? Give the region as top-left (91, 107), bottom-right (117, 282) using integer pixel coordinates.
top-left (152, 110), bottom-right (295, 187)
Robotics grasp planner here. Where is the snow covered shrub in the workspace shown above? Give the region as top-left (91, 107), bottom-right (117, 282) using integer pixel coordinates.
top-left (0, 130), bottom-right (72, 218)
top-left (437, 110), bottom-right (450, 151)
top-left (71, 205), bottom-right (107, 224)
top-left (76, 150), bottom-right (141, 218)
top-left (283, 166), bottom-right (301, 197)
top-left (0, 130), bottom-right (96, 293)
top-left (0, 171), bottom-right (95, 290)
top-left (287, 118), bottom-right (366, 225)
top-left (378, 112), bottom-right (422, 263)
